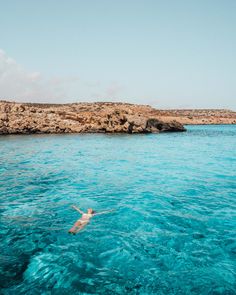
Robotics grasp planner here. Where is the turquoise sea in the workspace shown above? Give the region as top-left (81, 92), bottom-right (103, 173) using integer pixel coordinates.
top-left (0, 125), bottom-right (236, 294)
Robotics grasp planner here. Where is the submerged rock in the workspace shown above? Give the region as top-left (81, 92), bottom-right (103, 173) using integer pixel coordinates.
top-left (0, 101), bottom-right (186, 135)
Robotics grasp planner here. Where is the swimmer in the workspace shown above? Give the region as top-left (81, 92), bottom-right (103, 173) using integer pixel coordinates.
top-left (68, 205), bottom-right (114, 234)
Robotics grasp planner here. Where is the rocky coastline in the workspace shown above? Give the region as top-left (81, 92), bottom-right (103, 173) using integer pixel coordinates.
top-left (155, 109), bottom-right (236, 125)
top-left (0, 101), bottom-right (186, 135)
top-left (1, 100), bottom-right (235, 135)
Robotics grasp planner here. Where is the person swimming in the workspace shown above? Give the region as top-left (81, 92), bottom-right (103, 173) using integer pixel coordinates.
top-left (68, 205), bottom-right (114, 234)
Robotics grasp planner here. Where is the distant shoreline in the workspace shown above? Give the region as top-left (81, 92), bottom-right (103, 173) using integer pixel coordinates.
top-left (0, 100), bottom-right (235, 135)
top-left (153, 109), bottom-right (236, 125)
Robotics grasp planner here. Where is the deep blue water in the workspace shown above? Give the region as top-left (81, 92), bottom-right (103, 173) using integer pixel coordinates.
top-left (0, 125), bottom-right (236, 294)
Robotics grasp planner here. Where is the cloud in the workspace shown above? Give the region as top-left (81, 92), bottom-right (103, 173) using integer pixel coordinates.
top-left (0, 49), bottom-right (69, 102)
top-left (0, 49), bottom-right (124, 104)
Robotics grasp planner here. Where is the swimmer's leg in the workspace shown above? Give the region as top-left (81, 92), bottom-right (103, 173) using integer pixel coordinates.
top-left (68, 220), bottom-right (82, 234)
top-left (68, 227), bottom-right (78, 234)
top-left (73, 222), bottom-right (88, 234)
top-left (68, 220), bottom-right (88, 234)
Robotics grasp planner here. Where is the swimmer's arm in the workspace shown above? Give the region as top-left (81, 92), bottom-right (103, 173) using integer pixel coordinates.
top-left (94, 209), bottom-right (115, 216)
top-left (71, 205), bottom-right (84, 214)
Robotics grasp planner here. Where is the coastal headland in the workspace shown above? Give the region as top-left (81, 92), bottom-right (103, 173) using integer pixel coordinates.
top-left (0, 100), bottom-right (235, 135)
top-left (155, 109), bottom-right (236, 125)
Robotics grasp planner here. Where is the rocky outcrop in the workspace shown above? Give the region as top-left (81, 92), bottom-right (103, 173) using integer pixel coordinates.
top-left (153, 109), bottom-right (236, 125)
top-left (0, 101), bottom-right (186, 135)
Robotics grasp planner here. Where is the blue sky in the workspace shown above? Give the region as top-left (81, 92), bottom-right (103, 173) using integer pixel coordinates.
top-left (0, 0), bottom-right (235, 109)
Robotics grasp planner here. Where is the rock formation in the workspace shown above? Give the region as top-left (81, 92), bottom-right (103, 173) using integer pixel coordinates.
top-left (0, 101), bottom-right (186, 135)
top-left (155, 109), bottom-right (236, 125)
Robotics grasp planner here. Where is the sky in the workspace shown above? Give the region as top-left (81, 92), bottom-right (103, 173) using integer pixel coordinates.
top-left (0, 0), bottom-right (235, 109)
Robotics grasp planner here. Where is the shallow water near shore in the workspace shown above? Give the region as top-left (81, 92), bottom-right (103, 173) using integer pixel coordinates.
top-left (0, 125), bottom-right (236, 294)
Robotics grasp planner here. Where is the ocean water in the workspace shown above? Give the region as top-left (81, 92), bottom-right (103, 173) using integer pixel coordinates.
top-left (0, 125), bottom-right (235, 295)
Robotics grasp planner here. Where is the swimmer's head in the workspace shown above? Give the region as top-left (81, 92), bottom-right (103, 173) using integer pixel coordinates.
top-left (88, 208), bottom-right (95, 214)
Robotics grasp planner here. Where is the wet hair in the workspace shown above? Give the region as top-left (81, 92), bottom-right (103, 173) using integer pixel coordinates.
top-left (88, 208), bottom-right (95, 214)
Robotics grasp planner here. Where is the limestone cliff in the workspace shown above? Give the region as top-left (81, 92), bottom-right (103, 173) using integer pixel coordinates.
top-left (0, 101), bottom-right (186, 135)
top-left (155, 109), bottom-right (236, 125)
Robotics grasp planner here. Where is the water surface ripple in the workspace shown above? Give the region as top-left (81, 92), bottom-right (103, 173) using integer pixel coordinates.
top-left (0, 125), bottom-right (236, 294)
